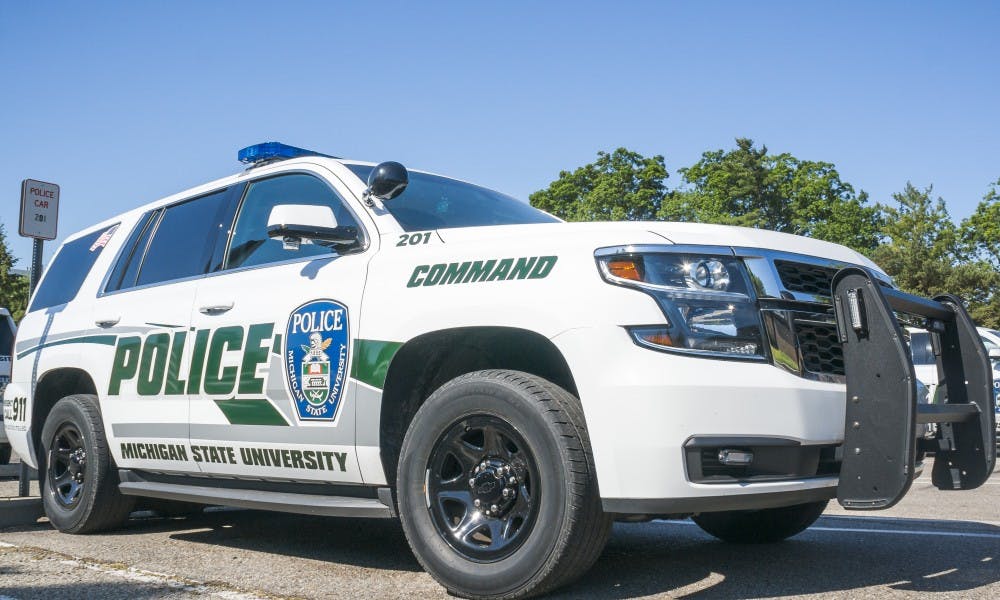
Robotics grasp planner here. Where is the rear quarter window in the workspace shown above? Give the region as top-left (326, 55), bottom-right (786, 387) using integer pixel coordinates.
top-left (29, 223), bottom-right (120, 312)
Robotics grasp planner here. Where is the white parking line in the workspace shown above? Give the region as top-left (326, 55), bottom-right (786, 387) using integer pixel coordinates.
top-left (657, 519), bottom-right (1000, 539)
top-left (821, 514), bottom-right (1000, 527)
top-left (807, 526), bottom-right (1000, 539)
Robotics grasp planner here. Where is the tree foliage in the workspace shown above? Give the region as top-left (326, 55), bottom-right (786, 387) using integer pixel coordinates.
top-left (529, 148), bottom-right (668, 222)
top-left (961, 179), bottom-right (1000, 270)
top-left (859, 183), bottom-right (1000, 328)
top-left (0, 223), bottom-right (30, 322)
top-left (662, 138), bottom-right (881, 254)
top-left (871, 184), bottom-right (958, 296)
top-left (530, 142), bottom-right (999, 327)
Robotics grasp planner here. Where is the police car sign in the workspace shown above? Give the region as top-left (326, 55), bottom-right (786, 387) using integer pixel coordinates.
top-left (20, 179), bottom-right (59, 240)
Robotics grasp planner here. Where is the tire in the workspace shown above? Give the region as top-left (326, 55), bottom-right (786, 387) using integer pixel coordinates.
top-left (397, 370), bottom-right (612, 600)
top-left (0, 443), bottom-right (11, 465)
top-left (691, 500), bottom-right (828, 544)
top-left (40, 394), bottom-right (134, 533)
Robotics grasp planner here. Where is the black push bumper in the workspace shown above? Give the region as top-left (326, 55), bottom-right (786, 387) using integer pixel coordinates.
top-left (832, 267), bottom-right (997, 509)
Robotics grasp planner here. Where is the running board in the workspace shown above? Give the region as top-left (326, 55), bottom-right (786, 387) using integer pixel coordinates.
top-left (118, 470), bottom-right (394, 518)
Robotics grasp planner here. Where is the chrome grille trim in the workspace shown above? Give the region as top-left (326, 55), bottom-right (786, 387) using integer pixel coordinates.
top-left (734, 247), bottom-right (892, 305)
top-left (734, 248), bottom-right (891, 383)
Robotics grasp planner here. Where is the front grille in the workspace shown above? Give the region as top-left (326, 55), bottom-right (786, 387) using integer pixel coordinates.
top-left (796, 320), bottom-right (845, 377)
top-left (748, 251), bottom-right (894, 382)
top-left (775, 260), bottom-right (837, 296)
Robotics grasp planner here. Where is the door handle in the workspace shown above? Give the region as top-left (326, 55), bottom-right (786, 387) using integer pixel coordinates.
top-left (199, 302), bottom-right (234, 315)
top-left (95, 317), bottom-right (120, 328)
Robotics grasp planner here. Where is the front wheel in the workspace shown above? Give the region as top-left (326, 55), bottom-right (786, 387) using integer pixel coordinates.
top-left (397, 370), bottom-right (611, 600)
top-left (41, 394), bottom-right (134, 533)
top-left (691, 500), bottom-right (829, 543)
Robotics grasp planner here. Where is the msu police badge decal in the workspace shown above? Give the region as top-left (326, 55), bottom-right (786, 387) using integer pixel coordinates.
top-left (285, 299), bottom-right (350, 421)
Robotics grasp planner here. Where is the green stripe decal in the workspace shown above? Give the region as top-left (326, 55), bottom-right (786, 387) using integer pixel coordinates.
top-left (214, 399), bottom-right (289, 426)
top-left (350, 339), bottom-right (403, 390)
top-left (16, 334), bottom-right (118, 360)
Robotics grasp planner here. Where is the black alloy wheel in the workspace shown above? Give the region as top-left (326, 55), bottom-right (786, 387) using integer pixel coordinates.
top-left (397, 370), bottom-right (612, 600)
top-left (426, 415), bottom-right (540, 562)
top-left (48, 423), bottom-right (88, 508)
top-left (41, 394), bottom-right (134, 533)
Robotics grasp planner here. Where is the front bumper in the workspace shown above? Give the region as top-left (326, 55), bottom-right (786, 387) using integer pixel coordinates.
top-left (556, 266), bottom-right (996, 515)
top-left (552, 324), bottom-right (847, 510)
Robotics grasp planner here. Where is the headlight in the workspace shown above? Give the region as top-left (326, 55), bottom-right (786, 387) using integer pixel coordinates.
top-left (597, 247), bottom-right (765, 359)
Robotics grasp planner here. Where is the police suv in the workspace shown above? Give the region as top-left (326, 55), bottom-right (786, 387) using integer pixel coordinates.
top-left (3, 143), bottom-right (996, 599)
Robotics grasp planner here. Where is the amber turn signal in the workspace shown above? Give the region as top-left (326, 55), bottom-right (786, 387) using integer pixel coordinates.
top-left (636, 329), bottom-right (673, 347)
top-left (607, 258), bottom-right (643, 281)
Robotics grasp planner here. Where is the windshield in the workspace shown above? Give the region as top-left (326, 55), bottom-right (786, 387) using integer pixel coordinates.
top-left (981, 330), bottom-right (999, 350)
top-left (346, 164), bottom-right (559, 231)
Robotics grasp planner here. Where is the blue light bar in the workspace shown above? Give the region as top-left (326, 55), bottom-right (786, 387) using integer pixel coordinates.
top-left (237, 142), bottom-right (335, 165)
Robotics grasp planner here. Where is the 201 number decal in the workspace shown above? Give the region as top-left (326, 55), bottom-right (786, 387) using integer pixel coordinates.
top-left (397, 232), bottom-right (433, 247)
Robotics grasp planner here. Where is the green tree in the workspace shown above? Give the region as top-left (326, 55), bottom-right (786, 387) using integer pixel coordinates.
top-left (0, 222), bottom-right (30, 322)
top-left (960, 179), bottom-right (1000, 270)
top-left (662, 138), bottom-right (882, 254)
top-left (529, 148), bottom-right (668, 221)
top-left (872, 183), bottom-right (1000, 329)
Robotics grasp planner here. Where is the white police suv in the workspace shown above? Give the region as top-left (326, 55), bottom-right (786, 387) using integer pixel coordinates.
top-left (3, 143), bottom-right (996, 599)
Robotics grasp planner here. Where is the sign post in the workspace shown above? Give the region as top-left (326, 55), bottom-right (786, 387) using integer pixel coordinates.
top-left (17, 179), bottom-right (59, 496)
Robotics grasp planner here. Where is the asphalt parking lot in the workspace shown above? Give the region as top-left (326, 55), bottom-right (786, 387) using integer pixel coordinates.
top-left (1, 457), bottom-right (998, 600)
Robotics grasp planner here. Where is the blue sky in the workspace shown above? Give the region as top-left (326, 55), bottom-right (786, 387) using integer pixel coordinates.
top-left (2, 1), bottom-right (998, 265)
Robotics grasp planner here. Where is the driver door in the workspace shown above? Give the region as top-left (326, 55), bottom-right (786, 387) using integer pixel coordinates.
top-left (187, 171), bottom-right (371, 483)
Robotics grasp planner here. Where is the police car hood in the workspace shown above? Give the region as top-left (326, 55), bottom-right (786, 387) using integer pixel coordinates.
top-left (435, 221), bottom-right (884, 273)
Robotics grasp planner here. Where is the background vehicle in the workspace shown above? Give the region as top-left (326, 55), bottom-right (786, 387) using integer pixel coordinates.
top-left (910, 326), bottom-right (1000, 404)
top-left (991, 347), bottom-right (1000, 449)
top-left (0, 307), bottom-right (14, 464)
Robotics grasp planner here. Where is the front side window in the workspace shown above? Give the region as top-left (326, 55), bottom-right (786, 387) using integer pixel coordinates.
top-left (29, 223), bottom-right (121, 312)
top-left (135, 189), bottom-right (232, 287)
top-left (345, 164), bottom-right (559, 231)
top-left (225, 174), bottom-right (360, 270)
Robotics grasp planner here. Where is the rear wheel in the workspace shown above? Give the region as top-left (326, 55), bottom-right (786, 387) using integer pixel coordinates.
top-left (41, 394), bottom-right (134, 533)
top-left (397, 370), bottom-right (611, 599)
top-left (692, 500), bottom-right (828, 543)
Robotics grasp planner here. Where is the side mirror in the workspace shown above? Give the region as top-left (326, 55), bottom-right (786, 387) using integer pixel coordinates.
top-left (266, 204), bottom-right (357, 248)
top-left (365, 161), bottom-right (408, 202)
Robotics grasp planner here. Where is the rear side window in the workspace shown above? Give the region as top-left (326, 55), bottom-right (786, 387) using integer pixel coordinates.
top-left (105, 211), bottom-right (158, 292)
top-left (29, 223), bottom-right (121, 312)
top-left (134, 189), bottom-right (232, 287)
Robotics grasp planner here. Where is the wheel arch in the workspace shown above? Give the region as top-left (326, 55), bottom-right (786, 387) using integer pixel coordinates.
top-left (31, 368), bottom-right (99, 463)
top-left (377, 326), bottom-right (578, 486)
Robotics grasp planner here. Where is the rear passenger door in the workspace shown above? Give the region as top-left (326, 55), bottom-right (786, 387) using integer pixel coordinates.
top-left (95, 188), bottom-right (238, 475)
top-left (187, 171), bottom-right (371, 483)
